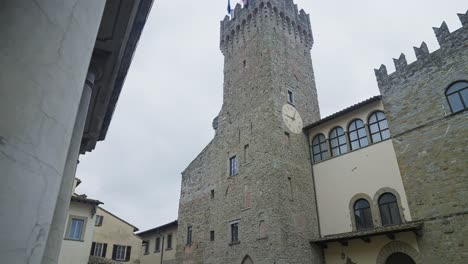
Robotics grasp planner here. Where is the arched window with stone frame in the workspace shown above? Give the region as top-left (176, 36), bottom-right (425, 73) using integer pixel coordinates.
top-left (348, 119), bottom-right (369, 150)
top-left (378, 193), bottom-right (402, 226)
top-left (311, 133), bottom-right (328, 162)
top-left (445, 81), bottom-right (468, 113)
top-left (329, 127), bottom-right (348, 157)
top-left (354, 199), bottom-right (374, 230)
top-left (368, 111), bottom-right (390, 143)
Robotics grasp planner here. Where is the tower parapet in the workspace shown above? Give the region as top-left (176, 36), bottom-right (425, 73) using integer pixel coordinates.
top-left (375, 10), bottom-right (468, 86)
top-left (220, 0), bottom-right (313, 54)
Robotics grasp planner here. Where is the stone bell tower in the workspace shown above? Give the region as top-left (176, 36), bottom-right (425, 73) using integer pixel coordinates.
top-left (176, 1), bottom-right (322, 263)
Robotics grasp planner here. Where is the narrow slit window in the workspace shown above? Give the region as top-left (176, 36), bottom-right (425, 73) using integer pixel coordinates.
top-left (229, 156), bottom-right (237, 176)
top-left (287, 90), bottom-right (294, 104)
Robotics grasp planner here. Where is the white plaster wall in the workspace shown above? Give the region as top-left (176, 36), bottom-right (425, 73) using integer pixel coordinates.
top-left (307, 101), bottom-right (412, 236)
top-left (0, 1), bottom-right (105, 263)
top-left (58, 202), bottom-right (96, 264)
top-left (313, 140), bottom-right (412, 236)
top-left (324, 232), bottom-right (419, 264)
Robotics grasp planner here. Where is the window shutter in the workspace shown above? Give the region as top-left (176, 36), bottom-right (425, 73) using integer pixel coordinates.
top-left (99, 216), bottom-right (104, 226)
top-left (102, 243), bottom-right (107, 258)
top-left (112, 245), bottom-right (117, 260)
top-left (90, 242), bottom-right (96, 256)
top-left (125, 246), bottom-right (131, 261)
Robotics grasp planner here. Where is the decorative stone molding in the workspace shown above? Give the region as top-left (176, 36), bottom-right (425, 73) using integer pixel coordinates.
top-left (373, 187), bottom-right (407, 226)
top-left (376, 241), bottom-right (423, 264)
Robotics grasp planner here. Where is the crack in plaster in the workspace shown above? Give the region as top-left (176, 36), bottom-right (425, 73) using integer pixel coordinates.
top-left (57, 0), bottom-right (80, 58)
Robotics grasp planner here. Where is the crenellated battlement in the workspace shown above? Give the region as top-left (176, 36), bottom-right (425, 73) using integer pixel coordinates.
top-left (220, 0), bottom-right (313, 54)
top-left (375, 10), bottom-right (468, 84)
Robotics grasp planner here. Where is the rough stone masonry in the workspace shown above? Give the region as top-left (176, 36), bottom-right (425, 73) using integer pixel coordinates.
top-left (175, 0), bottom-right (322, 263)
top-left (376, 11), bottom-right (468, 264)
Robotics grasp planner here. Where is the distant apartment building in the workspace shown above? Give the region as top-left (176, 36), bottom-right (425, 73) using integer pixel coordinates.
top-left (58, 179), bottom-right (102, 264)
top-left (138, 221), bottom-right (178, 264)
top-left (90, 207), bottom-right (142, 264)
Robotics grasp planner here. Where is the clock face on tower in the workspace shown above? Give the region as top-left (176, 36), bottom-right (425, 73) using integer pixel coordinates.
top-left (282, 104), bottom-right (303, 134)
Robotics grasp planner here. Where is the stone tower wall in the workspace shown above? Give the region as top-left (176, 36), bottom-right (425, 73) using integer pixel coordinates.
top-left (176, 1), bottom-right (322, 263)
top-left (376, 11), bottom-right (468, 263)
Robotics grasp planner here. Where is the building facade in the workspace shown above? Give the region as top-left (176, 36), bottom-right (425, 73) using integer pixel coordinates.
top-left (175, 0), bottom-right (467, 263)
top-left (58, 179), bottom-right (102, 264)
top-left (376, 15), bottom-right (468, 263)
top-left (0, 1), bottom-right (154, 264)
top-left (306, 98), bottom-right (423, 263)
top-left (176, 0), bottom-right (321, 263)
top-left (138, 221), bottom-right (178, 264)
top-left (91, 207), bottom-right (142, 264)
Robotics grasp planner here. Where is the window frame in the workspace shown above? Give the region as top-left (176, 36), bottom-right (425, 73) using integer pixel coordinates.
top-left (210, 230), bottom-right (215, 241)
top-left (446, 81), bottom-right (468, 114)
top-left (95, 215), bottom-right (104, 226)
top-left (348, 119), bottom-right (369, 151)
top-left (142, 241), bottom-right (149, 255)
top-left (66, 216), bottom-right (87, 241)
top-left (329, 127), bottom-right (348, 157)
top-left (311, 133), bottom-right (328, 162)
top-left (186, 226), bottom-right (193, 245)
top-left (230, 222), bottom-right (239, 244)
top-left (378, 193), bottom-right (402, 226)
top-left (114, 245), bottom-right (127, 261)
top-left (287, 90), bottom-right (294, 104)
top-left (368, 111), bottom-right (391, 143)
top-left (155, 236), bottom-right (161, 252)
top-left (93, 242), bottom-right (106, 257)
top-left (167, 234), bottom-right (173, 249)
top-left (229, 156), bottom-right (237, 176)
top-left (353, 199), bottom-right (374, 230)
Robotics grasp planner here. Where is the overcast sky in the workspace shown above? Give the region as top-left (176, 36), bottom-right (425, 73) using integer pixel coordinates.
top-left (77, 0), bottom-right (467, 232)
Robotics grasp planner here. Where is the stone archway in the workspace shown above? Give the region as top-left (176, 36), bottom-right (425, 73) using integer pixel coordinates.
top-left (376, 241), bottom-right (423, 264)
top-left (242, 255), bottom-right (254, 264)
top-left (385, 252), bottom-right (415, 264)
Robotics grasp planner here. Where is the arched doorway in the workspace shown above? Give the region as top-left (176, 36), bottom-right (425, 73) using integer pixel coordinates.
top-left (385, 252), bottom-right (415, 264)
top-left (242, 255), bottom-right (253, 264)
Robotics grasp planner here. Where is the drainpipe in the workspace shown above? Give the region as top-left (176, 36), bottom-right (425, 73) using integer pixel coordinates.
top-left (160, 233), bottom-right (165, 264)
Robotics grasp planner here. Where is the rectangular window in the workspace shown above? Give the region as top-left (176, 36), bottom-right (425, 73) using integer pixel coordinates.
top-left (143, 241), bottom-right (149, 255)
top-left (95, 215), bottom-right (104, 226)
top-left (231, 223), bottom-right (239, 243)
top-left (244, 144), bottom-right (249, 163)
top-left (92, 242), bottom-right (107, 257)
top-left (210, 230), bottom-right (215, 241)
top-left (287, 90), bottom-right (294, 104)
top-left (211, 190), bottom-right (215, 199)
top-left (67, 218), bottom-right (85, 240)
top-left (187, 226), bottom-right (193, 245)
top-left (167, 234), bottom-right (173, 249)
top-left (229, 156), bottom-right (237, 176)
top-left (114, 245), bottom-right (127, 261)
top-left (155, 237), bottom-right (161, 251)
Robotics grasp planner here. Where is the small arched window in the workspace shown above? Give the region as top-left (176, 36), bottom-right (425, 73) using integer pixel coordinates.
top-left (368, 111), bottom-right (390, 143)
top-left (312, 134), bottom-right (328, 162)
top-left (446, 81), bottom-right (468, 113)
top-left (329, 127), bottom-right (348, 157)
top-left (379, 193), bottom-right (402, 226)
top-left (354, 199), bottom-right (373, 230)
top-left (348, 119), bottom-right (369, 150)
